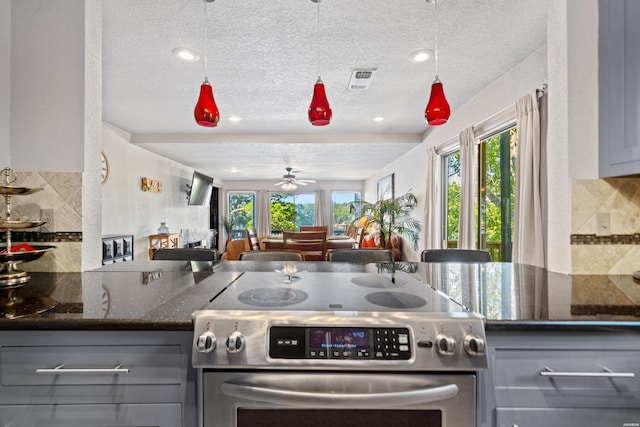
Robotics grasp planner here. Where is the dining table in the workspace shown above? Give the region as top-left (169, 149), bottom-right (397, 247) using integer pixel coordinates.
top-left (262, 235), bottom-right (356, 250)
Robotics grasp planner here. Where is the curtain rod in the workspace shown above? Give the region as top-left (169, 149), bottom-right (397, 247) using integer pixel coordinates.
top-left (537, 83), bottom-right (547, 98)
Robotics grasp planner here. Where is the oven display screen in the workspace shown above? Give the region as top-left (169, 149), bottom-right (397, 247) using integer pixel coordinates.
top-left (269, 326), bottom-right (411, 360)
top-left (309, 328), bottom-right (369, 350)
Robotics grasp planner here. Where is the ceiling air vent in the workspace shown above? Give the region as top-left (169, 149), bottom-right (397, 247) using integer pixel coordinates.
top-left (348, 69), bottom-right (376, 90)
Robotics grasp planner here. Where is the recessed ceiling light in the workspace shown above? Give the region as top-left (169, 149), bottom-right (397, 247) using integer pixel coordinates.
top-left (408, 49), bottom-right (434, 64)
top-left (228, 116), bottom-right (242, 122)
top-left (172, 47), bottom-right (199, 62)
top-left (373, 116), bottom-right (384, 122)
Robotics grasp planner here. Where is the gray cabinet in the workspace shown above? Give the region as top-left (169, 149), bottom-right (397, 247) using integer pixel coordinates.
top-left (0, 330), bottom-right (196, 427)
top-left (599, 0), bottom-right (640, 177)
top-left (481, 331), bottom-right (640, 427)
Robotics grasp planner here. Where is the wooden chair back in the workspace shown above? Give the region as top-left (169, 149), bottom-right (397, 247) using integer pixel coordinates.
top-left (238, 250), bottom-right (304, 262)
top-left (246, 228), bottom-right (260, 251)
top-left (282, 231), bottom-right (327, 261)
top-left (299, 225), bottom-right (329, 233)
top-left (353, 227), bottom-right (365, 249)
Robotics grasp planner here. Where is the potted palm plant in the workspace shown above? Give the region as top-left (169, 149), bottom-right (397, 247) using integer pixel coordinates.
top-left (351, 191), bottom-right (422, 250)
top-left (222, 216), bottom-right (236, 246)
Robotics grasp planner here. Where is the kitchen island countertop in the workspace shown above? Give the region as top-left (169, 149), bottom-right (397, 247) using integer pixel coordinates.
top-left (0, 261), bottom-right (639, 331)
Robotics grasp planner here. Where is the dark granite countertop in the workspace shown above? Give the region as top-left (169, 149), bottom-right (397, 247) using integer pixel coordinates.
top-left (408, 262), bottom-right (640, 331)
top-left (0, 261), bottom-right (639, 331)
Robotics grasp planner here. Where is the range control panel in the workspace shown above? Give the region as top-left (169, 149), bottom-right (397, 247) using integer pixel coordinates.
top-left (269, 326), bottom-right (411, 360)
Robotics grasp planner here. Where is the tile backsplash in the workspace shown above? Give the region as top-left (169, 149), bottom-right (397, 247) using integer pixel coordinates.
top-left (1, 171), bottom-right (83, 272)
top-left (572, 178), bottom-right (640, 274)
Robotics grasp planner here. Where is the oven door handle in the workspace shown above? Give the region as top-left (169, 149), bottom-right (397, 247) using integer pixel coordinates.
top-left (220, 381), bottom-right (459, 408)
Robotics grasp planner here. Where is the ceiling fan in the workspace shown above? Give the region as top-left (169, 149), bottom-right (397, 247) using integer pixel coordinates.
top-left (274, 167), bottom-right (316, 189)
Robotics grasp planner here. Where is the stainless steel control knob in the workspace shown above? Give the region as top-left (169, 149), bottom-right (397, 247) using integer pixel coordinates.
top-left (225, 331), bottom-right (246, 353)
top-left (196, 331), bottom-right (217, 353)
top-left (463, 335), bottom-right (486, 356)
top-left (435, 334), bottom-right (456, 356)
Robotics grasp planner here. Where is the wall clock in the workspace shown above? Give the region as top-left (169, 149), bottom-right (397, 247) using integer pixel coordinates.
top-left (101, 151), bottom-right (110, 185)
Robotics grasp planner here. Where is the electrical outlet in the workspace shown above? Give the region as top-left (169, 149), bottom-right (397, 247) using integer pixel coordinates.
top-left (40, 209), bottom-right (55, 233)
top-left (596, 212), bottom-right (611, 237)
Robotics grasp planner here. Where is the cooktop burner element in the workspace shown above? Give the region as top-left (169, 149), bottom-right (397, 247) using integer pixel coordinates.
top-left (237, 287), bottom-right (308, 307)
top-left (365, 291), bottom-right (426, 309)
top-left (351, 275), bottom-right (407, 288)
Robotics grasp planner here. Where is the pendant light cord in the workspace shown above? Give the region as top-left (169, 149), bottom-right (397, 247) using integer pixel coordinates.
top-left (434, 0), bottom-right (439, 78)
top-left (203, 0), bottom-right (209, 80)
top-left (316, 0), bottom-right (320, 78)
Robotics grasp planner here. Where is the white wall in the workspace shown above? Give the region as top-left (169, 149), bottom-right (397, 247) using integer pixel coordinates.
top-left (366, 46), bottom-right (548, 262)
top-left (0, 0), bottom-right (10, 165)
top-left (102, 123), bottom-right (209, 261)
top-left (546, 0), bottom-right (599, 273)
top-left (10, 0), bottom-right (85, 172)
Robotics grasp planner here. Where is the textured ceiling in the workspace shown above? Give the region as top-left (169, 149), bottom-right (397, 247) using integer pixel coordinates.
top-left (102, 0), bottom-right (548, 182)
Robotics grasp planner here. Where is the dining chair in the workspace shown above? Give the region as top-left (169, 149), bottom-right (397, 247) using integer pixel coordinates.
top-left (238, 250), bottom-right (304, 262)
top-left (420, 249), bottom-right (492, 263)
top-left (282, 231), bottom-right (327, 261)
top-left (353, 227), bottom-right (365, 249)
top-left (221, 239), bottom-right (250, 261)
top-left (327, 248), bottom-right (394, 263)
top-left (299, 225), bottom-right (329, 233)
top-left (152, 248), bottom-right (218, 261)
top-left (246, 228), bottom-right (260, 251)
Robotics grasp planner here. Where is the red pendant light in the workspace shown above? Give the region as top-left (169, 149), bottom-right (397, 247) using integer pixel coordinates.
top-left (424, 0), bottom-right (450, 126)
top-left (195, 77), bottom-right (219, 127)
top-left (308, 77), bottom-right (332, 126)
top-left (194, 0), bottom-right (220, 127)
top-left (308, 0), bottom-right (331, 126)
top-left (425, 76), bottom-right (450, 126)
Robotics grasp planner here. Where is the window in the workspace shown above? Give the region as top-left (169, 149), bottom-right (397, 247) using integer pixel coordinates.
top-left (478, 126), bottom-right (516, 262)
top-left (442, 125), bottom-right (516, 261)
top-left (228, 192), bottom-right (256, 239)
top-left (331, 191), bottom-right (361, 236)
top-left (270, 193), bottom-right (315, 235)
top-left (443, 151), bottom-right (461, 248)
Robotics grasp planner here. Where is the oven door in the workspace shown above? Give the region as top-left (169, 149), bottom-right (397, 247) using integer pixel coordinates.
top-left (203, 371), bottom-right (476, 427)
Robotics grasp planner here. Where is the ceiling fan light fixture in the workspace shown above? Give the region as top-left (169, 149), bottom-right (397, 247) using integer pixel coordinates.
top-left (281, 182), bottom-right (298, 191)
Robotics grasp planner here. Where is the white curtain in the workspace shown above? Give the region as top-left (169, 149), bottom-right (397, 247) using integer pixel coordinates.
top-left (458, 127), bottom-right (476, 249)
top-left (513, 92), bottom-right (546, 267)
top-left (314, 190), bottom-right (331, 227)
top-left (425, 147), bottom-right (442, 249)
top-left (256, 190), bottom-right (271, 237)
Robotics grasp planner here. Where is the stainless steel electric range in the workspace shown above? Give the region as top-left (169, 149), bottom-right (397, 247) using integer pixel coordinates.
top-left (192, 267), bottom-right (487, 427)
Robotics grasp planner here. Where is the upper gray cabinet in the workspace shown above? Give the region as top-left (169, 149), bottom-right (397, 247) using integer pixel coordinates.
top-left (599, 0), bottom-right (640, 177)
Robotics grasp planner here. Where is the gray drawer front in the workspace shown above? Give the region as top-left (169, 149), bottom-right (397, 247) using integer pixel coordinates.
top-left (494, 348), bottom-right (640, 408)
top-left (496, 407), bottom-right (640, 427)
top-left (0, 403), bottom-right (182, 426)
top-left (1, 345), bottom-right (181, 386)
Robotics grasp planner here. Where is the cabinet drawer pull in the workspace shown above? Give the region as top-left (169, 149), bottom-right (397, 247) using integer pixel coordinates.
top-left (35, 363), bottom-right (130, 375)
top-left (540, 366), bottom-right (634, 378)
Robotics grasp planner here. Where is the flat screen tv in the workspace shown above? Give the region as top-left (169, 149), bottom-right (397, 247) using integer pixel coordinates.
top-left (187, 171), bottom-right (214, 206)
